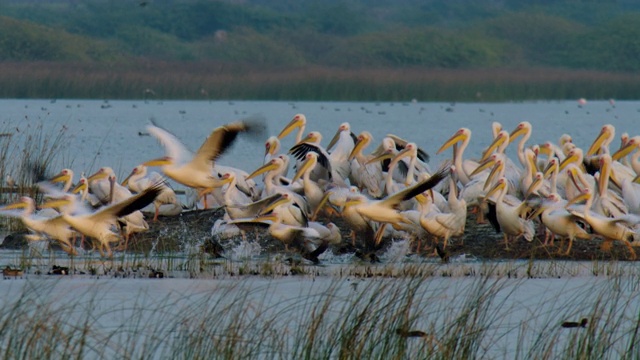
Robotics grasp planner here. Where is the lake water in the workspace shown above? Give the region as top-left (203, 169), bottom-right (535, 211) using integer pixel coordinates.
top-left (0, 98), bottom-right (636, 182)
top-left (1, 99), bottom-right (640, 358)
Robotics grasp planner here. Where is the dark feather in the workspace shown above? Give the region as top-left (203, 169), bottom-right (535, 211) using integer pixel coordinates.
top-left (288, 143), bottom-right (332, 172)
top-left (200, 115), bottom-right (267, 163)
top-left (113, 183), bottom-right (163, 218)
top-left (486, 203), bottom-right (501, 233)
top-left (399, 166), bottom-right (448, 202)
top-left (397, 160), bottom-right (409, 178)
top-left (349, 131), bottom-right (358, 144)
top-left (382, 158), bottom-right (390, 172)
top-left (416, 148), bottom-right (430, 163)
top-left (304, 241), bottom-right (329, 264)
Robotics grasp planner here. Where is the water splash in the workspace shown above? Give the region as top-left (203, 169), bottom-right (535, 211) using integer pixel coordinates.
top-left (230, 241), bottom-right (262, 261)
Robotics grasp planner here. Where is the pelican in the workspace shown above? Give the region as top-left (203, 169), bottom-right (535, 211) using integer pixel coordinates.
top-left (528, 193), bottom-right (592, 255)
top-left (278, 113), bottom-right (307, 144)
top-left (144, 117), bottom-right (265, 208)
top-left (566, 188), bottom-right (640, 260)
top-left (43, 183), bottom-right (164, 257)
top-left (437, 128), bottom-right (479, 185)
top-left (344, 166), bottom-right (448, 230)
top-left (483, 177), bottom-right (535, 249)
top-left (246, 157), bottom-right (309, 216)
top-left (348, 131), bottom-right (385, 198)
top-left (325, 122), bottom-right (356, 181)
top-left (508, 121), bottom-right (533, 168)
top-left (122, 164), bottom-right (181, 220)
top-left (288, 131), bottom-right (338, 184)
top-left (291, 152), bottom-right (326, 214)
top-left (0, 197), bottom-right (77, 256)
top-left (49, 168), bottom-right (75, 192)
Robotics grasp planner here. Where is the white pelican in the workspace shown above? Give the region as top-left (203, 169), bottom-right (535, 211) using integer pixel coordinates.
top-left (566, 188), bottom-right (640, 259)
top-left (144, 118), bottom-right (264, 208)
top-left (291, 152), bottom-right (326, 214)
top-left (122, 164), bottom-right (181, 221)
top-left (288, 131), bottom-right (341, 184)
top-left (436, 128), bottom-right (479, 185)
top-left (529, 193), bottom-right (592, 255)
top-left (264, 136), bottom-right (288, 178)
top-left (326, 122), bottom-right (356, 181)
top-left (230, 213), bottom-right (328, 264)
top-left (508, 121), bottom-right (533, 168)
top-left (43, 182), bottom-right (164, 257)
top-left (246, 156), bottom-right (309, 215)
top-left (0, 197), bottom-right (77, 256)
top-left (87, 168), bottom-right (149, 239)
top-left (49, 168), bottom-right (75, 192)
top-left (484, 177), bottom-right (535, 249)
top-left (277, 113), bottom-right (307, 144)
top-left (348, 131), bottom-right (385, 198)
top-left (344, 166), bottom-right (448, 230)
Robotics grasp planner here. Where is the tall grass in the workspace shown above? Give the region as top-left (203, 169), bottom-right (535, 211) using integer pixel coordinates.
top-left (2, 61), bottom-right (640, 101)
top-left (0, 264), bottom-right (638, 359)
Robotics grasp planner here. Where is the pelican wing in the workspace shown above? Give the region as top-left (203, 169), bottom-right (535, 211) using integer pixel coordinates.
top-left (192, 117), bottom-right (266, 170)
top-left (147, 123), bottom-right (193, 164)
top-left (94, 183), bottom-right (163, 221)
top-left (380, 166), bottom-right (448, 208)
top-left (289, 143), bottom-right (332, 172)
top-left (387, 134), bottom-right (430, 163)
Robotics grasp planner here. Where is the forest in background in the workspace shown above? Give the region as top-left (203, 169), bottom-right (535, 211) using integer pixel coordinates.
top-left (1, 0), bottom-right (640, 101)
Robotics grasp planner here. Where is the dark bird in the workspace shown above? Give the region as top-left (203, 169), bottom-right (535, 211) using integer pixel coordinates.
top-left (561, 318), bottom-right (588, 328)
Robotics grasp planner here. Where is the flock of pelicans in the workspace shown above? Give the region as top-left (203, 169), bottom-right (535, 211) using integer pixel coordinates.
top-left (3, 113), bottom-right (640, 262)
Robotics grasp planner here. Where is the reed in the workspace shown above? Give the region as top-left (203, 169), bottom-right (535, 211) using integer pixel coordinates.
top-left (2, 62), bottom-right (640, 101)
top-left (0, 263), bottom-right (638, 359)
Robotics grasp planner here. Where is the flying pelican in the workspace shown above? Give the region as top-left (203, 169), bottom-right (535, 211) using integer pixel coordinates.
top-left (122, 164), bottom-right (181, 220)
top-left (43, 182), bottom-right (164, 257)
top-left (144, 117), bottom-right (265, 208)
top-left (0, 197), bottom-right (78, 256)
top-left (566, 188), bottom-right (640, 260)
top-left (344, 166), bottom-right (448, 230)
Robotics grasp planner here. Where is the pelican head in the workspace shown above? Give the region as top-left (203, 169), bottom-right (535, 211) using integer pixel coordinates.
top-left (484, 177), bottom-right (507, 201)
top-left (586, 124), bottom-right (615, 157)
top-left (71, 177), bottom-right (88, 194)
top-left (292, 152), bottom-right (318, 182)
top-left (50, 169), bottom-right (73, 184)
top-left (559, 148), bottom-right (583, 171)
top-left (246, 158), bottom-right (284, 180)
top-left (277, 114), bottom-right (306, 140)
top-left (469, 153), bottom-right (499, 178)
top-left (542, 158), bottom-right (559, 179)
top-left (327, 122), bottom-right (351, 150)
top-left (612, 136), bottom-right (640, 161)
top-left (508, 121), bottom-right (532, 144)
top-left (264, 136), bottom-right (281, 157)
top-left (122, 165), bottom-right (146, 186)
top-left (480, 130), bottom-right (509, 162)
top-left (348, 131), bottom-right (373, 161)
top-left (437, 128), bottom-right (470, 154)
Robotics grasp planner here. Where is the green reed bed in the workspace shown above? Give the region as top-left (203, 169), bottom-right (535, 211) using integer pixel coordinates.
top-left (0, 263), bottom-right (638, 359)
top-left (3, 62), bottom-right (640, 101)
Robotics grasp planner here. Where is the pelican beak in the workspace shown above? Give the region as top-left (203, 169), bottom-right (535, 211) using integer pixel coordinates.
top-left (558, 152), bottom-right (580, 171)
top-left (254, 213), bottom-right (279, 223)
top-left (542, 160), bottom-right (558, 178)
top-left (538, 143), bottom-right (553, 157)
top-left (508, 125), bottom-right (527, 144)
top-left (348, 137), bottom-right (367, 161)
top-left (586, 128), bottom-right (611, 157)
top-left (611, 142), bottom-right (637, 161)
top-left (260, 197), bottom-right (291, 215)
top-left (437, 130), bottom-right (466, 154)
top-left (415, 193), bottom-right (428, 205)
top-left (480, 133), bottom-right (506, 162)
top-left (633, 174), bottom-right (640, 184)
top-left (566, 167), bottom-right (584, 193)
top-left (70, 181), bottom-right (87, 194)
top-left (565, 192), bottom-right (590, 208)
top-left (50, 171), bottom-right (71, 184)
top-left (484, 181), bottom-right (505, 201)
top-left (143, 157), bottom-right (172, 167)
top-left (326, 128), bottom-right (342, 151)
top-left (121, 171), bottom-right (134, 187)
top-left (469, 157), bottom-right (496, 178)
top-left (246, 162), bottom-right (279, 180)
top-left (291, 156), bottom-right (315, 183)
top-left (40, 198), bottom-right (72, 209)
top-left (527, 205), bottom-right (546, 221)
top-left (365, 151), bottom-right (394, 165)
top-left (525, 174), bottom-right (543, 198)
top-left (483, 162), bottom-right (504, 191)
top-left (277, 116), bottom-right (304, 140)
top-left (0, 201), bottom-right (27, 210)
top-left (87, 169), bottom-right (108, 182)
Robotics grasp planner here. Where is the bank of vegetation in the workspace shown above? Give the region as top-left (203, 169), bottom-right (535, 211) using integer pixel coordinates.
top-left (1, 0), bottom-right (640, 101)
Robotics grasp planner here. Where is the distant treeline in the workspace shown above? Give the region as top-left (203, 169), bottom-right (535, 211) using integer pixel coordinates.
top-left (1, 0), bottom-right (640, 100)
